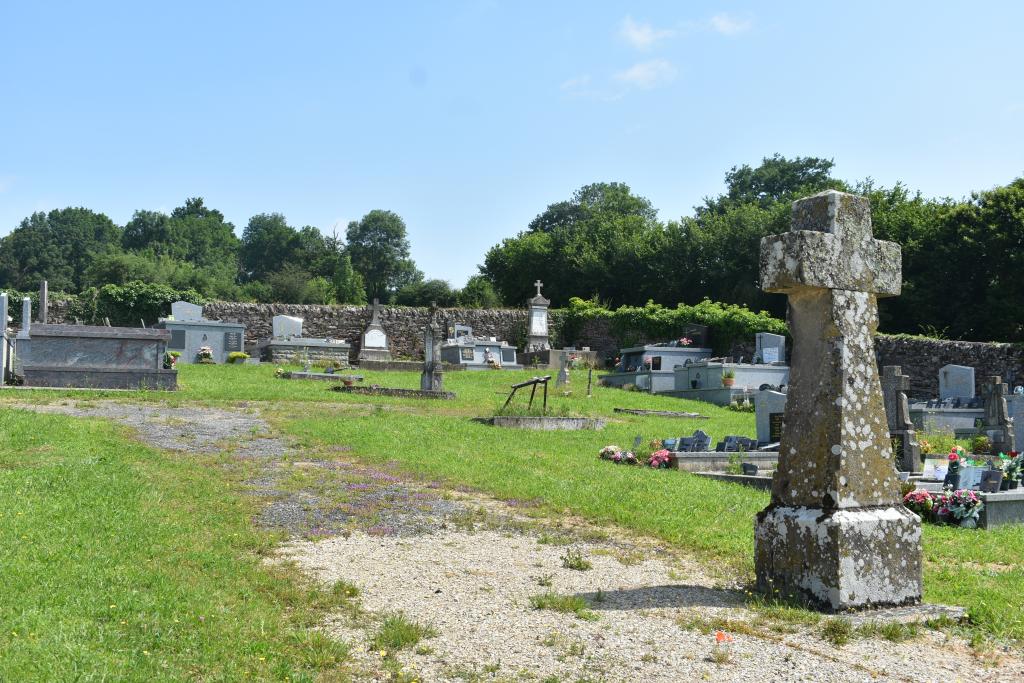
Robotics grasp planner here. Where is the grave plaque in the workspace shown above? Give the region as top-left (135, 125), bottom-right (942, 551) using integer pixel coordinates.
top-left (224, 331), bottom-right (243, 352)
top-left (755, 389), bottom-right (787, 445)
top-left (169, 330), bottom-right (187, 349)
top-left (939, 364), bottom-right (975, 401)
top-left (754, 190), bottom-right (922, 611)
top-left (769, 413), bottom-right (784, 442)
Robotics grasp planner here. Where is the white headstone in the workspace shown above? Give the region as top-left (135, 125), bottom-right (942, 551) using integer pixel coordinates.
top-left (529, 308), bottom-right (548, 336)
top-left (272, 315), bottom-right (303, 339)
top-left (364, 328), bottom-right (387, 348)
top-left (171, 301), bottom-right (204, 322)
top-left (755, 332), bottom-right (786, 364)
top-left (939, 364), bottom-right (975, 400)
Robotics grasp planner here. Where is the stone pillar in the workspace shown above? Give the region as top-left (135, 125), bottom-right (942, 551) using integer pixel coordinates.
top-left (39, 280), bottom-right (48, 324)
top-left (755, 190), bottom-right (922, 611)
top-left (0, 292), bottom-right (8, 377)
top-left (420, 303), bottom-right (444, 392)
top-left (981, 376), bottom-right (1015, 455)
top-left (881, 366), bottom-right (922, 473)
top-left (525, 280), bottom-right (551, 352)
top-left (19, 297), bottom-right (32, 339)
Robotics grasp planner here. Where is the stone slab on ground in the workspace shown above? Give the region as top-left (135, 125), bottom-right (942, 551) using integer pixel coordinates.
top-left (613, 407), bottom-right (709, 419)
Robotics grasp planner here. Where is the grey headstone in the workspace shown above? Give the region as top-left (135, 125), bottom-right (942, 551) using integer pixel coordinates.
top-left (272, 315), bottom-right (303, 339)
top-left (171, 300), bottom-right (204, 322)
top-left (755, 332), bottom-right (786, 364)
top-left (755, 190), bottom-right (921, 611)
top-left (19, 297), bottom-right (31, 338)
top-left (939, 364), bottom-right (975, 401)
top-left (755, 389), bottom-right (787, 445)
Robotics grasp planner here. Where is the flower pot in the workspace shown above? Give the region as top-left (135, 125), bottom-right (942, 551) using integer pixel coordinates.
top-left (1000, 478), bottom-right (1011, 491)
top-left (690, 380), bottom-right (699, 389)
top-left (1009, 479), bottom-right (1019, 490)
top-left (722, 378), bottom-right (735, 388)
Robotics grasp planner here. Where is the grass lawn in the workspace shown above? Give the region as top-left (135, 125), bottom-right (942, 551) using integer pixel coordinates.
top-left (2, 361), bottom-right (1023, 663)
top-left (0, 407), bottom-right (353, 682)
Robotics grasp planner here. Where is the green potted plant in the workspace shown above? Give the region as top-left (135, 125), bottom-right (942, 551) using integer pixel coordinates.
top-left (1005, 453), bottom-right (1022, 490)
top-left (721, 368), bottom-right (736, 388)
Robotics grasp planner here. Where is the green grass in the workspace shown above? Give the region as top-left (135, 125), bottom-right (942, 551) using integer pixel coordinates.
top-left (529, 593), bottom-right (598, 621)
top-left (0, 407), bottom-right (353, 681)
top-left (369, 613), bottom-right (437, 653)
top-left (4, 363), bottom-right (1024, 649)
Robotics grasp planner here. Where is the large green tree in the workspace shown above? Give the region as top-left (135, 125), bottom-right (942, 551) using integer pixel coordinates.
top-left (345, 210), bottom-right (420, 301)
top-left (0, 207), bottom-right (121, 291)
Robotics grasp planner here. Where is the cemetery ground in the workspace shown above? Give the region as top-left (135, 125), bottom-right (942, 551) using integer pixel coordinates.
top-left (1, 367), bottom-right (1022, 682)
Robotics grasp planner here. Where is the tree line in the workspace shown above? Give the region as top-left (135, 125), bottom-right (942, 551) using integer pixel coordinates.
top-left (2, 155), bottom-right (1022, 341)
top-left (482, 156), bottom-right (1024, 342)
top-left (0, 201), bottom-right (499, 308)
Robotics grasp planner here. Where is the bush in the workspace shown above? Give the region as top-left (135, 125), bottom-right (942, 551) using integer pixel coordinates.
top-left (68, 281), bottom-right (204, 327)
top-left (559, 297), bottom-right (787, 353)
top-left (227, 352), bottom-right (250, 364)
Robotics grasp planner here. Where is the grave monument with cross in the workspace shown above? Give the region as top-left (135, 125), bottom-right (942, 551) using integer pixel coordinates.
top-left (420, 302), bottom-right (445, 392)
top-left (981, 375), bottom-right (1015, 455)
top-left (358, 298), bottom-right (393, 363)
top-left (754, 190), bottom-right (922, 611)
top-left (881, 365), bottom-right (923, 473)
top-left (525, 280), bottom-right (551, 353)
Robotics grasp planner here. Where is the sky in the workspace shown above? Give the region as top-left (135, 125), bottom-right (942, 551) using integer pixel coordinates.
top-left (1, 1), bottom-right (1023, 286)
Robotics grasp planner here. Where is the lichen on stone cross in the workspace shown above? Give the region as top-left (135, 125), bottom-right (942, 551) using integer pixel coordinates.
top-left (754, 190), bottom-right (922, 611)
top-left (760, 190), bottom-right (903, 510)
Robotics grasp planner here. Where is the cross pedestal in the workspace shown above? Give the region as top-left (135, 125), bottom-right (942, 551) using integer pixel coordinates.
top-left (755, 190), bottom-right (922, 611)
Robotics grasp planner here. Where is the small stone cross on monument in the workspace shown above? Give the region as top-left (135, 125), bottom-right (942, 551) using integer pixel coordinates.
top-left (534, 280), bottom-right (543, 297)
top-left (754, 190), bottom-right (922, 611)
top-left (370, 298), bottom-right (383, 325)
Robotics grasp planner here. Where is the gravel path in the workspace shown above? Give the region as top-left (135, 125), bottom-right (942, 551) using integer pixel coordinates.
top-left (286, 528), bottom-right (1023, 683)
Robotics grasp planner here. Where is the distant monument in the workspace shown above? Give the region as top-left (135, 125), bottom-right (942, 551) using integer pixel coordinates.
top-left (881, 365), bottom-right (922, 474)
top-left (358, 299), bottom-right (392, 363)
top-left (421, 303), bottom-right (444, 392)
top-left (754, 190), bottom-right (922, 611)
top-left (525, 280), bottom-right (551, 352)
top-left (981, 376), bottom-right (1016, 455)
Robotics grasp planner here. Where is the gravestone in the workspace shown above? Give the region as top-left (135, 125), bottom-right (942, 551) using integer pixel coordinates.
top-left (755, 332), bottom-right (786, 364)
top-left (272, 315), bottom-right (303, 339)
top-left (981, 376), bottom-right (1016, 455)
top-left (18, 297), bottom-right (31, 339)
top-left (358, 298), bottom-right (392, 362)
top-left (755, 389), bottom-right (787, 445)
top-left (881, 366), bottom-right (922, 473)
top-left (939, 364), bottom-right (975, 401)
top-left (420, 303), bottom-right (444, 392)
top-left (525, 280), bottom-right (551, 353)
top-left (555, 354), bottom-right (569, 387)
top-left (754, 190), bottom-right (922, 611)
top-left (38, 280), bottom-right (48, 324)
top-left (171, 300), bottom-right (204, 322)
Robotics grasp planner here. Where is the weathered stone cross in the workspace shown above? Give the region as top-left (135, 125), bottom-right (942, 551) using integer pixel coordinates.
top-left (881, 365), bottom-right (922, 473)
top-left (755, 190), bottom-right (922, 611)
top-left (370, 297), bottom-right (382, 325)
top-left (534, 280), bottom-right (544, 297)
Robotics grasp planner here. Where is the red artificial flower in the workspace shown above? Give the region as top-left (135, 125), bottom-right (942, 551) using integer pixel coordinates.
top-left (948, 453), bottom-right (959, 462)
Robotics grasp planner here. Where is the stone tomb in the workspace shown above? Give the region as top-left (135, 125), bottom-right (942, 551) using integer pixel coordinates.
top-left (881, 366), bottom-right (922, 473)
top-left (156, 301), bottom-right (245, 364)
top-left (600, 336), bottom-right (712, 393)
top-left (939, 364), bottom-right (975, 401)
top-left (755, 389), bottom-right (787, 447)
top-left (754, 190), bottom-right (922, 611)
top-left (357, 299), bottom-right (392, 363)
top-left (669, 355), bottom-right (790, 406)
top-left (259, 315), bottom-right (351, 365)
top-left (18, 323), bottom-right (177, 390)
top-left (440, 324), bottom-right (522, 370)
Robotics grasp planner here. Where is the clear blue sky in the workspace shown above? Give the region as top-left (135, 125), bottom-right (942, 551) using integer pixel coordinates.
top-left (2, 2), bottom-right (1022, 286)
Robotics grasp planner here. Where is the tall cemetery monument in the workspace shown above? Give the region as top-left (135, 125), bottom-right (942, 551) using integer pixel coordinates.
top-left (755, 190), bottom-right (922, 610)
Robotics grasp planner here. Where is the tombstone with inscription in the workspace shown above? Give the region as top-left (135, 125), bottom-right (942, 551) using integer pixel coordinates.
top-left (881, 365), bottom-right (922, 473)
top-left (754, 389), bottom-right (787, 446)
top-left (421, 303), bottom-right (445, 392)
top-left (156, 301), bottom-right (246, 364)
top-left (939, 364), bottom-right (975, 401)
top-left (358, 299), bottom-right (392, 363)
top-left (754, 190), bottom-right (922, 611)
top-left (981, 376), bottom-right (1016, 455)
top-left (755, 333), bottom-right (786, 364)
top-left (525, 280), bottom-right (551, 352)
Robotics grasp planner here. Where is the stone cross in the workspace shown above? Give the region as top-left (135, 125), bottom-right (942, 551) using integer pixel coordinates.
top-left (420, 302), bottom-right (444, 392)
top-left (754, 190), bottom-right (922, 611)
top-left (534, 280), bottom-right (543, 297)
top-left (370, 298), bottom-right (382, 326)
top-left (981, 375), bottom-right (1015, 454)
top-left (39, 280), bottom-right (48, 324)
top-left (881, 365), bottom-right (922, 473)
